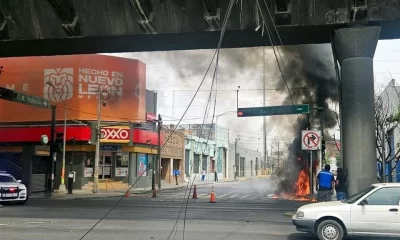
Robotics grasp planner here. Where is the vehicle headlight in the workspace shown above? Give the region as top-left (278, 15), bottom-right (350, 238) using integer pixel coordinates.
top-left (296, 211), bottom-right (304, 218)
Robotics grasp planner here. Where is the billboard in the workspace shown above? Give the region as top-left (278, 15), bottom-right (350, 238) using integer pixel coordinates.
top-left (0, 54), bottom-right (146, 122)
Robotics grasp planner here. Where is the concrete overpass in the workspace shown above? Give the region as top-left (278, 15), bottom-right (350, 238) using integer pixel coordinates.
top-left (0, 0), bottom-right (399, 196)
top-left (0, 0), bottom-right (399, 57)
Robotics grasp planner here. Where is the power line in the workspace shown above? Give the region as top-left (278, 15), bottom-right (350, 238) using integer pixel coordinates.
top-left (166, 1), bottom-right (236, 239)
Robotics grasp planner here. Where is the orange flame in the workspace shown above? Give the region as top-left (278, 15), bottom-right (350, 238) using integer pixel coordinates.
top-left (295, 170), bottom-right (310, 196)
top-left (272, 169), bottom-right (316, 202)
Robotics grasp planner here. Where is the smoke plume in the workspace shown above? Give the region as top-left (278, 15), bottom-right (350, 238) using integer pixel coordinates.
top-left (273, 44), bottom-right (339, 195)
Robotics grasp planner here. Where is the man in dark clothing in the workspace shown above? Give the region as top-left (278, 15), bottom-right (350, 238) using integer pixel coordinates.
top-left (335, 168), bottom-right (347, 200)
top-left (316, 164), bottom-right (335, 202)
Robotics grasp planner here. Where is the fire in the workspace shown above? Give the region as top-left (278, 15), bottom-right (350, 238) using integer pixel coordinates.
top-left (271, 169), bottom-right (316, 202)
top-left (295, 170), bottom-right (310, 196)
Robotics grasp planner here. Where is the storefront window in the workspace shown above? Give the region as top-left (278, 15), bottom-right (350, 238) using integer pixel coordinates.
top-left (84, 153), bottom-right (94, 177)
top-left (116, 152), bottom-right (129, 167)
top-left (84, 153), bottom-right (94, 167)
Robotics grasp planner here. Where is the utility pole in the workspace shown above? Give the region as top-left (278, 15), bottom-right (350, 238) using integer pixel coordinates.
top-left (59, 104), bottom-right (67, 193)
top-left (157, 114), bottom-right (162, 190)
top-left (234, 139), bottom-right (237, 180)
top-left (277, 141), bottom-right (280, 170)
top-left (93, 90), bottom-right (108, 193)
top-left (46, 105), bottom-right (57, 194)
top-left (262, 47), bottom-right (267, 174)
top-left (382, 124), bottom-right (386, 183)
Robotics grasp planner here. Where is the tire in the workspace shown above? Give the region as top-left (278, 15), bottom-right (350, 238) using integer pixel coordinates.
top-left (316, 219), bottom-right (344, 240)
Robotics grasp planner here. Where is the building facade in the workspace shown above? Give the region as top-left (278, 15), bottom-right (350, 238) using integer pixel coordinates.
top-left (184, 135), bottom-right (216, 181)
top-left (378, 79), bottom-right (400, 182)
top-left (181, 124), bottom-right (229, 180)
top-left (161, 128), bottom-right (185, 184)
top-left (0, 54), bottom-right (162, 194)
top-left (228, 143), bottom-right (262, 178)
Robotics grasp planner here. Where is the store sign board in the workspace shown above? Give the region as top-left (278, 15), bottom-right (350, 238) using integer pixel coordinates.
top-left (100, 126), bottom-right (130, 143)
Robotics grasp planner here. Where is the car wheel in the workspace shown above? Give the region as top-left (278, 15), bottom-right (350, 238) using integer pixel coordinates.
top-left (316, 219), bottom-right (344, 240)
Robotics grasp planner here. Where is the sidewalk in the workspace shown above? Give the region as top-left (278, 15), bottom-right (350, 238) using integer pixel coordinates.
top-left (30, 180), bottom-right (219, 200)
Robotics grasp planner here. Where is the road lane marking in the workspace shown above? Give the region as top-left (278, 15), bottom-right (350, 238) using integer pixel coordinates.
top-left (26, 222), bottom-right (46, 224)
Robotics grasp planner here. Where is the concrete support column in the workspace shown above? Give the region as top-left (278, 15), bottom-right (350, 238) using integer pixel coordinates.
top-left (333, 26), bottom-right (381, 196)
top-left (128, 153), bottom-right (136, 185)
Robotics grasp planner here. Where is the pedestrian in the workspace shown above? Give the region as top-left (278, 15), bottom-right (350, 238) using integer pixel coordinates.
top-left (335, 168), bottom-right (347, 200)
top-left (316, 164), bottom-right (335, 202)
top-left (173, 168), bottom-right (180, 185)
top-left (201, 169), bottom-right (206, 182)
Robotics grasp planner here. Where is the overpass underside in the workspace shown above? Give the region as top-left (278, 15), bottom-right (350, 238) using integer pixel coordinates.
top-left (0, 0), bottom-right (399, 56)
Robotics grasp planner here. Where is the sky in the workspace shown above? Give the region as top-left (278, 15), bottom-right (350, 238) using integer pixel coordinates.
top-left (103, 39), bottom-right (400, 153)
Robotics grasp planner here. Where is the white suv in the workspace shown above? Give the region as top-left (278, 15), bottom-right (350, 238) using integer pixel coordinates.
top-left (292, 183), bottom-right (400, 240)
top-left (0, 172), bottom-right (28, 205)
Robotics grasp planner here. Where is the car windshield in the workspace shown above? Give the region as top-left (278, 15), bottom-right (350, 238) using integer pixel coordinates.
top-left (345, 185), bottom-right (376, 204)
top-left (0, 175), bottom-right (17, 183)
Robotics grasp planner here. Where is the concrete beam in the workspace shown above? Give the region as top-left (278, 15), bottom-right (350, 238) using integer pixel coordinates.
top-left (1, 20), bottom-right (400, 57)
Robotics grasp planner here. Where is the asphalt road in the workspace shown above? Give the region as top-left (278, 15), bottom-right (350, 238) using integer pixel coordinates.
top-left (0, 177), bottom-right (317, 240)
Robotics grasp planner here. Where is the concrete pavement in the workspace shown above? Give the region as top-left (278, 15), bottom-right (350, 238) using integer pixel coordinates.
top-left (0, 177), bottom-right (321, 240)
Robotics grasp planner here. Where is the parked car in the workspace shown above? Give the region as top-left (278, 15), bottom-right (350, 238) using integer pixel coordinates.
top-left (292, 183), bottom-right (400, 240)
top-left (0, 171), bottom-right (28, 205)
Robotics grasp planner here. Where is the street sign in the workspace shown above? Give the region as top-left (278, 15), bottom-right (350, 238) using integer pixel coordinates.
top-left (0, 87), bottom-right (50, 109)
top-left (302, 130), bottom-right (321, 150)
top-left (13, 92), bottom-right (50, 108)
top-left (237, 104), bottom-right (309, 117)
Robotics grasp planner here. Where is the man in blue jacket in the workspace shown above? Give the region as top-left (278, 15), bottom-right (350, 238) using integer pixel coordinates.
top-left (316, 164), bottom-right (335, 202)
top-left (173, 168), bottom-right (181, 185)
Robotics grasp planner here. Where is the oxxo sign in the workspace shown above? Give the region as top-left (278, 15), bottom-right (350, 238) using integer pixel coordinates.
top-left (100, 126), bottom-right (130, 143)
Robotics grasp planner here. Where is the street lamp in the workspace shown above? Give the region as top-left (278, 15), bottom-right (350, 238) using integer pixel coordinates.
top-left (45, 82), bottom-right (67, 193)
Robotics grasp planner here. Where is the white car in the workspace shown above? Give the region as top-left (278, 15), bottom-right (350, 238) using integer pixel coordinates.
top-left (292, 183), bottom-right (400, 240)
top-left (0, 172), bottom-right (28, 205)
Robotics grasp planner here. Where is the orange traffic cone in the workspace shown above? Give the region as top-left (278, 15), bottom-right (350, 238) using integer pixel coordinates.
top-left (124, 191), bottom-right (130, 197)
top-left (193, 184), bottom-right (198, 199)
top-left (209, 186), bottom-right (216, 203)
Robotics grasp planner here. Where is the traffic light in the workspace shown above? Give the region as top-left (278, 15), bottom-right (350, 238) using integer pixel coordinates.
top-left (321, 139), bottom-right (326, 151)
top-left (53, 132), bottom-right (64, 153)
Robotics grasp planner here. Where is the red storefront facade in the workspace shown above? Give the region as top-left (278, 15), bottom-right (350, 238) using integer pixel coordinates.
top-left (0, 125), bottom-right (163, 192)
top-left (0, 54), bottom-right (158, 193)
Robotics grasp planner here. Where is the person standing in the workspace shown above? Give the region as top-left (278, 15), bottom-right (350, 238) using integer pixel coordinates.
top-left (173, 168), bottom-right (180, 185)
top-left (316, 164), bottom-right (335, 202)
top-left (201, 169), bottom-right (206, 182)
top-left (335, 168), bottom-right (347, 200)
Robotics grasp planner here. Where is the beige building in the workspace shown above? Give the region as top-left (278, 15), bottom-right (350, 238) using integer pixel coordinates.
top-left (161, 128), bottom-right (185, 184)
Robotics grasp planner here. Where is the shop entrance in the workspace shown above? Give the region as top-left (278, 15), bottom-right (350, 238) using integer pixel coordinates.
top-left (99, 152), bottom-right (112, 179)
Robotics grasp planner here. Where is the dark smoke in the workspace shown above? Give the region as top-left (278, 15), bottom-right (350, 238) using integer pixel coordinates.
top-left (273, 44), bottom-right (339, 195)
top-left (164, 48), bottom-right (263, 84)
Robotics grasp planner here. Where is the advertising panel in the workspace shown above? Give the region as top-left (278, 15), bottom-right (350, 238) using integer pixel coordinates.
top-left (0, 54), bottom-right (146, 122)
top-left (137, 153), bottom-right (148, 177)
